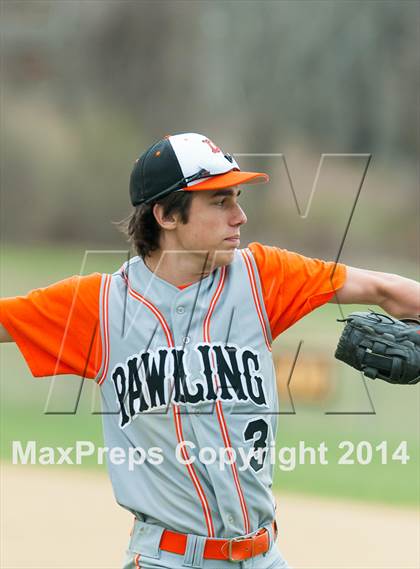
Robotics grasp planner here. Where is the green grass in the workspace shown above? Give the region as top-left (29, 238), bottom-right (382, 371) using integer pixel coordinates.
top-left (273, 422), bottom-right (419, 507)
top-left (1, 243), bottom-right (129, 296)
top-left (0, 403), bottom-right (106, 469)
top-left (1, 245), bottom-right (419, 507)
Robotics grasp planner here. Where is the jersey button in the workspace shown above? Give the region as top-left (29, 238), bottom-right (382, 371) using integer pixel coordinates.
top-left (227, 514), bottom-right (234, 524)
top-left (183, 336), bottom-right (190, 344)
top-left (176, 306), bottom-right (185, 314)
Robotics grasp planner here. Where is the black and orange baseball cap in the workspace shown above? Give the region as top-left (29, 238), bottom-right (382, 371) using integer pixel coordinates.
top-left (129, 132), bottom-right (269, 206)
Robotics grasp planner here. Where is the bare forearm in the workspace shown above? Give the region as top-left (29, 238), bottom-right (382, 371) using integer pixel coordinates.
top-left (378, 274), bottom-right (420, 319)
top-left (0, 323), bottom-right (13, 343)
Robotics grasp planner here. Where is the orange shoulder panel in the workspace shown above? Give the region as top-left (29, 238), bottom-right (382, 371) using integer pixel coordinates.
top-left (0, 273), bottom-right (103, 378)
top-left (248, 242), bottom-right (347, 340)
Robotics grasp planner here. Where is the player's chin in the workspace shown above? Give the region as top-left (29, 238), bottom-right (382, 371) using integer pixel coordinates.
top-left (213, 246), bottom-right (237, 266)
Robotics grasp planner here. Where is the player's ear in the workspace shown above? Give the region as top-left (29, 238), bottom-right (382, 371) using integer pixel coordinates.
top-left (152, 203), bottom-right (179, 231)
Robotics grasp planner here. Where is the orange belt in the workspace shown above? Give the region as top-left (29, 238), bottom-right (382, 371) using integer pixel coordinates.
top-left (159, 521), bottom-right (277, 562)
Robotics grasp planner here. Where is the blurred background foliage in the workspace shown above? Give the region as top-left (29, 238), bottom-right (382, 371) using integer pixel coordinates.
top-left (1, 0), bottom-right (418, 270)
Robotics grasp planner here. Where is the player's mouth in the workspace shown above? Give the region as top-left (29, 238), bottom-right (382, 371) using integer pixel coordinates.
top-left (224, 235), bottom-right (241, 247)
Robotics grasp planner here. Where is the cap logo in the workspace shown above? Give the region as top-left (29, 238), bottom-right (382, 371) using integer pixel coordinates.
top-left (202, 138), bottom-right (221, 154)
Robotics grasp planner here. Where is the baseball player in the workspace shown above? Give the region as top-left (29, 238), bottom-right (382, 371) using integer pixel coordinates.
top-left (0, 132), bottom-right (419, 569)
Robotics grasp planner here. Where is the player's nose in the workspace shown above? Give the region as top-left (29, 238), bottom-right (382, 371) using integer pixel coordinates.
top-left (231, 203), bottom-right (247, 226)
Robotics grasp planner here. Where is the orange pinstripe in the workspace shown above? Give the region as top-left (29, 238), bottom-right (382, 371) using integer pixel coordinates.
top-left (241, 250), bottom-right (272, 351)
top-left (97, 274), bottom-right (112, 385)
top-left (203, 266), bottom-right (251, 534)
top-left (120, 271), bottom-right (215, 537)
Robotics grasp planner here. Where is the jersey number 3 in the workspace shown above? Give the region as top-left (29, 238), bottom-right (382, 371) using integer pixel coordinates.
top-left (243, 418), bottom-right (269, 472)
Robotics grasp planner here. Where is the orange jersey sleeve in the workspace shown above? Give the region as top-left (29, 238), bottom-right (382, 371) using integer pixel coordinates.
top-left (248, 242), bottom-right (347, 340)
top-left (0, 273), bottom-right (103, 378)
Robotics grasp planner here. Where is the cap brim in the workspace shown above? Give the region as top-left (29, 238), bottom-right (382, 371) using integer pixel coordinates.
top-left (184, 170), bottom-right (269, 192)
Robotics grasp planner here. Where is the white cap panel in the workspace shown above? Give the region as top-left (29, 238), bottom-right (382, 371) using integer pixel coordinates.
top-left (168, 133), bottom-right (240, 185)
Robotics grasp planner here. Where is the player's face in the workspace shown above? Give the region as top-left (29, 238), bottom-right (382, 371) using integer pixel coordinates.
top-left (176, 187), bottom-right (247, 267)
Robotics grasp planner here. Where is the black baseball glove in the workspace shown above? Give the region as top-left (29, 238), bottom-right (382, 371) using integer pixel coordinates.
top-left (335, 311), bottom-right (420, 385)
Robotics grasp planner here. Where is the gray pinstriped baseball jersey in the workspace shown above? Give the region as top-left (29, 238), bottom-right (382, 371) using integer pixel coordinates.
top-left (96, 248), bottom-right (278, 538)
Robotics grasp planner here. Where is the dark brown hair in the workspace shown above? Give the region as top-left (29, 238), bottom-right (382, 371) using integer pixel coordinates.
top-left (117, 191), bottom-right (194, 258)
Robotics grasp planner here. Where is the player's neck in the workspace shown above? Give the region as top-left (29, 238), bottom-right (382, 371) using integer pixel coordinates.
top-left (144, 248), bottom-right (215, 288)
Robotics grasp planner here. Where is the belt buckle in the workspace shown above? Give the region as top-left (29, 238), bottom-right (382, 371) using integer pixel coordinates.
top-left (227, 534), bottom-right (253, 562)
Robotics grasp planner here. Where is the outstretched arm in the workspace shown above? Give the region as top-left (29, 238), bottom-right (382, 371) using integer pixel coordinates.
top-left (330, 266), bottom-right (420, 319)
top-left (0, 323), bottom-right (12, 343)
top-left (0, 273), bottom-right (103, 377)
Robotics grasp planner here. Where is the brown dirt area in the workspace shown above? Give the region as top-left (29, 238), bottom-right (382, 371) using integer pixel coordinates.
top-left (1, 463), bottom-right (418, 568)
